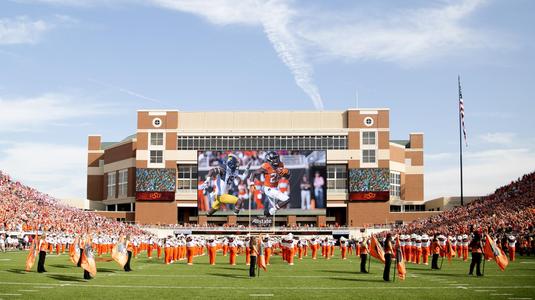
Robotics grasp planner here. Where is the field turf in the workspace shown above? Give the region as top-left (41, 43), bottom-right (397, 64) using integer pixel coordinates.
top-left (0, 251), bottom-right (534, 299)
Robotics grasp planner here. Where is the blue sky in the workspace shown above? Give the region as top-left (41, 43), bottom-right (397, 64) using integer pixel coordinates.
top-left (1, 0), bottom-right (534, 200)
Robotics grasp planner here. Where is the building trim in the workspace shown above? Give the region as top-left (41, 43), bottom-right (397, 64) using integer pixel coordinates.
top-left (88, 167), bottom-right (103, 176)
top-left (103, 158), bottom-right (136, 173)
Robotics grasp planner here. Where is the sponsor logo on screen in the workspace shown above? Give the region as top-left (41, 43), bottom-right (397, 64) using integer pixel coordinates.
top-left (136, 191), bottom-right (175, 201)
top-left (348, 191), bottom-right (389, 201)
top-left (251, 217), bottom-right (273, 227)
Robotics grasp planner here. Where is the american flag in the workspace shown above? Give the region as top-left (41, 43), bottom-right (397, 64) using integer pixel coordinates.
top-left (459, 76), bottom-right (467, 146)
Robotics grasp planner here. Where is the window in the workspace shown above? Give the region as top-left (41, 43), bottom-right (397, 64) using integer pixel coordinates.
top-left (107, 172), bottom-right (116, 199)
top-left (390, 205), bottom-right (401, 212)
top-left (404, 205), bottom-right (425, 212)
top-left (107, 205), bottom-right (115, 211)
top-left (390, 171), bottom-right (401, 199)
top-left (150, 150), bottom-right (163, 163)
top-left (327, 165), bottom-right (347, 191)
top-left (118, 169), bottom-right (128, 197)
top-left (364, 117), bottom-right (374, 126)
top-left (152, 118), bottom-right (162, 127)
top-left (362, 131), bottom-right (376, 145)
top-left (362, 149), bottom-right (376, 163)
top-left (177, 164), bottom-right (198, 191)
top-left (177, 135), bottom-right (348, 150)
top-left (150, 132), bottom-right (163, 146)
top-left (117, 203), bottom-right (131, 211)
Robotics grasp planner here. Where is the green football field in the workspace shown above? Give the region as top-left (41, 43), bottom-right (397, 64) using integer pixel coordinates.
top-left (0, 251), bottom-right (534, 299)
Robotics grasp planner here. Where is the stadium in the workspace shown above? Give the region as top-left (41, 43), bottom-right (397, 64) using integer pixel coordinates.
top-left (86, 108), bottom-right (430, 228)
top-left (2, 1), bottom-right (535, 299)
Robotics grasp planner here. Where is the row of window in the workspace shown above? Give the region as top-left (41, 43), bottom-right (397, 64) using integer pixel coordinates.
top-left (107, 169), bottom-right (128, 199)
top-left (390, 172), bottom-right (400, 198)
top-left (177, 135), bottom-right (349, 150)
top-left (390, 204), bottom-right (426, 212)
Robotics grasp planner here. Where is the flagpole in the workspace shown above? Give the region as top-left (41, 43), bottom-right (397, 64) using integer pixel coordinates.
top-left (458, 75), bottom-right (464, 206)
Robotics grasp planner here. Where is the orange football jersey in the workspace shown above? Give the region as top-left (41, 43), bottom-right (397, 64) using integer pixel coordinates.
top-left (261, 162), bottom-right (285, 188)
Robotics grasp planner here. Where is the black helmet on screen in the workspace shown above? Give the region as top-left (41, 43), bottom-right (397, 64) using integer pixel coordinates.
top-left (265, 151), bottom-right (280, 167)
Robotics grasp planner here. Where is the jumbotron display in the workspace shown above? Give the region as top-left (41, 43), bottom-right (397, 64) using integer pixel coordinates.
top-left (136, 168), bottom-right (176, 201)
top-left (348, 168), bottom-right (390, 201)
top-left (197, 150), bottom-right (326, 216)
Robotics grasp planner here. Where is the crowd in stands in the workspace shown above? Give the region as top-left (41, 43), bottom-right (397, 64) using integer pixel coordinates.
top-left (0, 171), bottom-right (146, 236)
top-left (393, 171), bottom-right (535, 254)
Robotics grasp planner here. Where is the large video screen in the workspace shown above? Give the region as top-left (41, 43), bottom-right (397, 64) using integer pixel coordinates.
top-left (197, 150), bottom-right (326, 215)
top-left (136, 168), bottom-right (176, 201)
top-left (348, 168), bottom-right (390, 201)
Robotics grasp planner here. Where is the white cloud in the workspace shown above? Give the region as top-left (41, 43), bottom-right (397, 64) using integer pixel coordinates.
top-left (148, 0), bottom-right (324, 110)
top-left (9, 0), bottom-right (501, 109)
top-left (297, 0), bottom-right (493, 64)
top-left (479, 132), bottom-right (516, 145)
top-left (0, 142), bottom-right (87, 198)
top-left (0, 93), bottom-right (114, 132)
top-left (0, 16), bottom-right (52, 45)
top-left (425, 147), bottom-right (535, 199)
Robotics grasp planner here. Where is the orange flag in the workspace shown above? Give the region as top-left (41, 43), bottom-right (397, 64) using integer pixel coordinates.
top-left (25, 240), bottom-right (38, 271)
top-left (395, 237), bottom-right (406, 280)
top-left (69, 237), bottom-right (80, 265)
top-left (484, 234), bottom-right (508, 271)
top-left (81, 245), bottom-right (97, 277)
top-left (112, 242), bottom-right (128, 268)
top-left (257, 242), bottom-right (267, 271)
top-left (370, 236), bottom-right (385, 264)
top-left (446, 239), bottom-right (456, 262)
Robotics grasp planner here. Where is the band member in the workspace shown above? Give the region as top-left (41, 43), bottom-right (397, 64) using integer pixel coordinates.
top-left (37, 234), bottom-right (47, 273)
top-left (186, 236), bottom-right (195, 265)
top-left (309, 237), bottom-right (318, 260)
top-left (383, 234), bottom-right (393, 281)
top-left (421, 234), bottom-right (430, 265)
top-left (340, 237), bottom-right (348, 260)
top-left (462, 234), bottom-right (469, 261)
top-left (507, 236), bottom-right (516, 262)
top-left (228, 236), bottom-right (238, 265)
top-left (468, 232), bottom-right (483, 276)
top-left (262, 235), bottom-right (272, 265)
top-left (124, 235), bottom-right (133, 271)
top-left (249, 236), bottom-right (258, 277)
top-left (207, 236), bottom-right (217, 265)
top-left (359, 238), bottom-right (369, 273)
top-left (431, 236), bottom-right (440, 270)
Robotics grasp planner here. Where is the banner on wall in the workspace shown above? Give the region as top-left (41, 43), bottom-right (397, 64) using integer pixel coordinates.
top-left (136, 191), bottom-right (175, 201)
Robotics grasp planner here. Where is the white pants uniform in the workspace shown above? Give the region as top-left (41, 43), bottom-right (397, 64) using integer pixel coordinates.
top-left (264, 186), bottom-right (290, 214)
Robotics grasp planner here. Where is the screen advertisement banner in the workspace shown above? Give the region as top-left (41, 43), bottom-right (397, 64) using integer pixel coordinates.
top-left (197, 150), bottom-right (326, 215)
top-left (136, 168), bottom-right (176, 201)
top-left (348, 168), bottom-right (390, 202)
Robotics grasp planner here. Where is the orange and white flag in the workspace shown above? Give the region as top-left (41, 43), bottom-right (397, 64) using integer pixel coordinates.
top-left (484, 234), bottom-right (508, 271)
top-left (395, 237), bottom-right (406, 280)
top-left (112, 242), bottom-right (128, 268)
top-left (370, 236), bottom-right (385, 264)
top-left (81, 245), bottom-right (97, 277)
top-left (25, 240), bottom-right (38, 271)
top-left (69, 237), bottom-right (80, 265)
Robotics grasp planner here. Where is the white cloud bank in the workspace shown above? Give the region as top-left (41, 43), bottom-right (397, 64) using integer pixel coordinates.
top-left (425, 147), bottom-right (535, 199)
top-left (11, 0), bottom-right (501, 110)
top-left (0, 16), bottom-right (51, 45)
top-left (0, 142), bottom-right (87, 198)
top-left (0, 93), bottom-right (114, 132)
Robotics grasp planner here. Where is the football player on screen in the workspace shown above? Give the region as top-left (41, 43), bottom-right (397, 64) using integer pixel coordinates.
top-left (248, 151), bottom-right (291, 216)
top-left (199, 154), bottom-right (252, 216)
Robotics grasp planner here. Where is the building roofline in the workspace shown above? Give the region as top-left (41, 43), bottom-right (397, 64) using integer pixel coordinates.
top-left (137, 109), bottom-right (180, 112)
